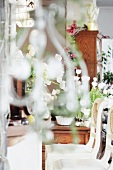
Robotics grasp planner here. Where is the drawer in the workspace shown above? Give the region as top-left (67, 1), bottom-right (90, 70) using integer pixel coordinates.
top-left (54, 133), bottom-right (73, 144)
top-left (54, 133), bottom-right (89, 144)
top-left (78, 131), bottom-right (90, 144)
top-left (78, 134), bottom-right (85, 144)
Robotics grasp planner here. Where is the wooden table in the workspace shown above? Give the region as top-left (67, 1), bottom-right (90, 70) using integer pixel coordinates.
top-left (7, 125), bottom-right (29, 146)
top-left (7, 125), bottom-right (42, 170)
top-left (7, 122), bottom-right (90, 170)
top-left (42, 121), bottom-right (90, 170)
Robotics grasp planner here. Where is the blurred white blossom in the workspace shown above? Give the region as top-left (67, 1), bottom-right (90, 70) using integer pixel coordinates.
top-left (46, 57), bottom-right (64, 80)
top-left (60, 81), bottom-right (66, 90)
top-left (92, 81), bottom-right (98, 88)
top-left (44, 79), bottom-right (51, 85)
top-left (80, 98), bottom-right (89, 108)
top-left (81, 75), bottom-right (90, 81)
top-left (55, 54), bottom-right (62, 61)
top-left (76, 69), bottom-right (81, 75)
top-left (74, 76), bottom-right (80, 81)
top-left (52, 89), bottom-right (57, 95)
top-left (93, 77), bottom-right (97, 82)
top-left (81, 107), bottom-right (90, 116)
top-left (108, 88), bottom-right (113, 95)
top-left (57, 76), bottom-right (63, 83)
top-left (98, 82), bottom-right (106, 90)
top-left (103, 89), bottom-right (108, 95)
top-left (56, 89), bottom-right (60, 94)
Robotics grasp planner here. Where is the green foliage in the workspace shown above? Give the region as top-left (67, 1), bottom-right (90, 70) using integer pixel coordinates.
top-left (102, 46), bottom-right (111, 71)
top-left (51, 93), bottom-right (76, 117)
top-left (51, 105), bottom-right (75, 117)
top-left (90, 87), bottom-right (103, 109)
top-left (26, 65), bottom-right (35, 94)
top-left (97, 72), bottom-right (100, 82)
top-left (103, 71), bottom-right (113, 84)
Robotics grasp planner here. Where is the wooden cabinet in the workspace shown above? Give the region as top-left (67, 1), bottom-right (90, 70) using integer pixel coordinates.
top-left (42, 121), bottom-right (90, 170)
top-left (75, 30), bottom-right (98, 86)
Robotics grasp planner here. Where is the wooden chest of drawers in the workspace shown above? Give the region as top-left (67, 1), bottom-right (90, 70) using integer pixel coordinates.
top-left (42, 121), bottom-right (90, 169)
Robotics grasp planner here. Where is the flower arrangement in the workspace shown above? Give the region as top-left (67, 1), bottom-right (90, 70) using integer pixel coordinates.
top-left (66, 20), bottom-right (87, 45)
top-left (51, 68), bottom-right (91, 126)
top-left (24, 34), bottom-right (113, 127)
top-left (25, 44), bottom-right (91, 126)
top-left (25, 45), bottom-right (68, 120)
top-left (66, 20), bottom-right (77, 36)
top-left (66, 20), bottom-right (87, 37)
top-left (90, 77), bottom-right (104, 109)
top-left (25, 45), bottom-right (65, 93)
top-left (64, 46), bottom-right (78, 69)
top-left (25, 43), bottom-right (88, 122)
top-left (74, 75), bottom-right (113, 126)
top-left (90, 76), bottom-right (113, 105)
top-left (65, 20), bottom-right (88, 77)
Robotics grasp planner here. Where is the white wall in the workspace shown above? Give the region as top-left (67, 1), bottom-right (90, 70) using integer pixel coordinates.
top-left (97, 7), bottom-right (113, 38)
top-left (66, 1), bottom-right (87, 27)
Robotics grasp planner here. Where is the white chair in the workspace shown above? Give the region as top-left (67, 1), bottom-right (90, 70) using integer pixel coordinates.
top-left (45, 98), bottom-right (104, 170)
top-left (53, 104), bottom-right (113, 170)
top-left (7, 132), bottom-right (41, 170)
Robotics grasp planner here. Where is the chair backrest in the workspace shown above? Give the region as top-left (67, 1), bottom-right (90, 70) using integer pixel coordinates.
top-left (86, 98), bottom-right (104, 158)
top-left (101, 104), bottom-right (113, 170)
